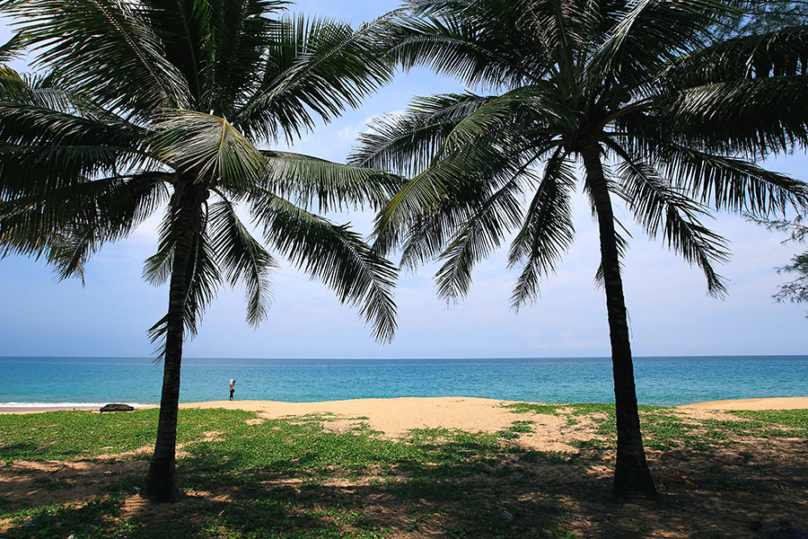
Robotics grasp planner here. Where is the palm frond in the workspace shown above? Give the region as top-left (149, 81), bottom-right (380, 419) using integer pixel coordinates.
top-left (0, 65), bottom-right (27, 102)
top-left (654, 76), bottom-right (808, 155)
top-left (356, 90), bottom-right (554, 250)
top-left (432, 162), bottom-right (532, 304)
top-left (262, 150), bottom-right (404, 213)
top-left (610, 142), bottom-right (730, 296)
top-left (590, 0), bottom-right (735, 84)
top-left (208, 197), bottom-right (276, 326)
top-left (0, 32), bottom-right (24, 64)
top-left (251, 192), bottom-right (398, 342)
top-left (350, 92), bottom-right (499, 177)
top-left (372, 162), bottom-right (452, 246)
top-left (508, 148), bottom-right (577, 309)
top-left (0, 226), bottom-right (87, 279)
top-left (146, 205), bottom-right (221, 351)
top-left (384, 11), bottom-right (539, 89)
top-left (382, 159), bottom-right (523, 269)
top-left (392, 151), bottom-right (529, 268)
top-left (373, 109), bottom-right (547, 252)
top-left (0, 96), bottom-right (153, 197)
top-left (0, 70), bottom-right (79, 111)
top-left (150, 109), bottom-right (267, 191)
top-left (643, 140), bottom-right (808, 216)
top-left (400, 0), bottom-right (606, 85)
top-left (438, 86), bottom-right (575, 157)
top-left (1, 173), bottom-right (168, 278)
top-left (1, 0), bottom-right (191, 113)
top-left (237, 13), bottom-right (393, 144)
top-left (662, 26), bottom-right (808, 86)
top-left (197, 0), bottom-right (288, 115)
top-left (142, 208), bottom-right (175, 287)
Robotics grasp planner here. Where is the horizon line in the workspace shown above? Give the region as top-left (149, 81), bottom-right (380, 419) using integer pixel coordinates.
top-left (2, 354), bottom-right (807, 360)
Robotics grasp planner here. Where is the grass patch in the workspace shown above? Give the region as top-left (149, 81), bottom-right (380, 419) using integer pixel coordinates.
top-left (502, 403), bottom-right (563, 415)
top-left (0, 409), bottom-right (573, 539)
top-left (2, 497), bottom-right (126, 539)
top-left (0, 408), bottom-right (256, 461)
top-left (497, 420), bottom-right (535, 440)
top-left (1, 405), bottom-right (806, 539)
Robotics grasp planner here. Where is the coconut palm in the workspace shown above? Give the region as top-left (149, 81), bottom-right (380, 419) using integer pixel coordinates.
top-left (0, 0), bottom-right (400, 502)
top-left (350, 0), bottom-right (808, 496)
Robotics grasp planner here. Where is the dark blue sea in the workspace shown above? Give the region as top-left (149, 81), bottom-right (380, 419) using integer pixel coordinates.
top-left (1, 356), bottom-right (806, 408)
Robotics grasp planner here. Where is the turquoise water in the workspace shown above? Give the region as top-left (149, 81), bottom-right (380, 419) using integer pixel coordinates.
top-left (2, 356), bottom-right (806, 407)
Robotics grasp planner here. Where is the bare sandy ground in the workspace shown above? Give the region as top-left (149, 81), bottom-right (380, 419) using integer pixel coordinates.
top-left (0, 405), bottom-right (103, 414)
top-left (180, 397), bottom-right (532, 437)
top-left (675, 396), bottom-right (808, 410)
top-left (1, 396), bottom-right (806, 422)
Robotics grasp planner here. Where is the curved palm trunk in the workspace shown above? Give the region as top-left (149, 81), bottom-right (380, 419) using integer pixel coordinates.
top-left (141, 183), bottom-right (199, 503)
top-left (581, 143), bottom-right (656, 498)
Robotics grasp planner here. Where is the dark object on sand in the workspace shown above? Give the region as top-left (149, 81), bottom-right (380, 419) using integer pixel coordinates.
top-left (99, 403), bottom-right (135, 413)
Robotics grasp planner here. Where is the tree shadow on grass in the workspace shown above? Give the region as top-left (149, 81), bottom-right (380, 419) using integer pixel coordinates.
top-left (2, 412), bottom-right (808, 538)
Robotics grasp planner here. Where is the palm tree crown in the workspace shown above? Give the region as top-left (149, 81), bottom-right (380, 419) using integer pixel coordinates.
top-left (351, 0), bottom-right (808, 495)
top-left (0, 0), bottom-right (400, 501)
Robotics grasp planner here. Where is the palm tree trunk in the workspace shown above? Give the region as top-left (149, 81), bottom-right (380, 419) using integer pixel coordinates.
top-left (141, 182), bottom-right (198, 503)
top-left (581, 142), bottom-right (656, 498)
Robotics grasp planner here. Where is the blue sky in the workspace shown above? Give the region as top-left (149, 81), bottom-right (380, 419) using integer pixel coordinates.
top-left (1, 1), bottom-right (807, 359)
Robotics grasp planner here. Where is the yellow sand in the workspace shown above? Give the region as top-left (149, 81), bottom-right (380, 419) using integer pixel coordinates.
top-left (173, 396), bottom-right (808, 437)
top-left (675, 396), bottom-right (808, 411)
top-left (180, 397), bottom-right (526, 437)
top-left (3, 396), bottom-right (806, 427)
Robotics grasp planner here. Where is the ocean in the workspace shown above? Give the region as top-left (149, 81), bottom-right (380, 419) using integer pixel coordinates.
top-left (1, 355), bottom-right (806, 408)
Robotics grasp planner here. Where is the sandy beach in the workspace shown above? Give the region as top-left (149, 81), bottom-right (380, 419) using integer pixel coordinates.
top-left (675, 396), bottom-right (808, 410)
top-left (182, 397), bottom-right (534, 437)
top-left (0, 404), bottom-right (105, 414)
top-left (2, 396), bottom-right (806, 425)
top-left (175, 396), bottom-right (808, 444)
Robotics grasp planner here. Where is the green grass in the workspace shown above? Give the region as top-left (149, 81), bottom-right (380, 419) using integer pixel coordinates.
top-left (1, 405), bottom-right (807, 538)
top-left (0, 408), bottom-right (255, 462)
top-left (1, 497), bottom-right (128, 539)
top-left (0, 409), bottom-right (576, 539)
top-left (501, 403), bottom-right (564, 415)
top-left (500, 402), bottom-right (808, 450)
top-left (496, 420), bottom-right (535, 440)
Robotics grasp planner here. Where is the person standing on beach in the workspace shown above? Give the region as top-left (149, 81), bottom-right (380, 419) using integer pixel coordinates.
top-left (229, 379), bottom-right (236, 401)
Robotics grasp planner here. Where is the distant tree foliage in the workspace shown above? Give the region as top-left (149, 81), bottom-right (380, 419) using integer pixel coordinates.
top-left (721, 0), bottom-right (808, 38)
top-left (760, 217), bottom-right (808, 308)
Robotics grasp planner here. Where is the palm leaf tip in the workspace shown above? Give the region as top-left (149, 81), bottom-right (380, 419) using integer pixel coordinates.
top-left (0, 33), bottom-right (25, 64)
top-left (208, 199), bottom-right (276, 327)
top-left (263, 150), bottom-right (405, 213)
top-left (253, 195), bottom-right (398, 343)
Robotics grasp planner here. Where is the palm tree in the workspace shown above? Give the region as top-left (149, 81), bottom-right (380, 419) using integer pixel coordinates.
top-left (0, 0), bottom-right (400, 502)
top-left (350, 0), bottom-right (808, 496)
